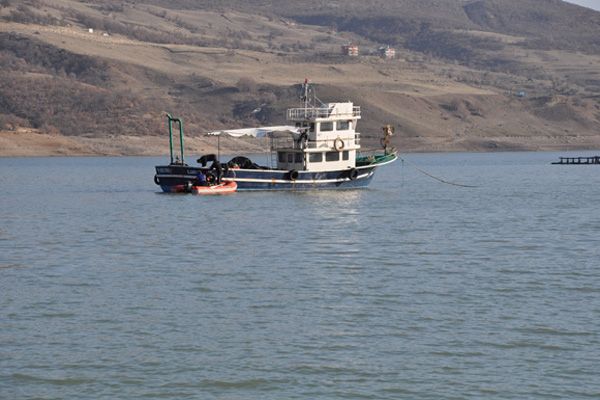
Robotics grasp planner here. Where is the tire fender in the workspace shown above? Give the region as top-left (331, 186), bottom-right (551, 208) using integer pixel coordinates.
top-left (288, 169), bottom-right (299, 181)
top-left (348, 168), bottom-right (358, 180)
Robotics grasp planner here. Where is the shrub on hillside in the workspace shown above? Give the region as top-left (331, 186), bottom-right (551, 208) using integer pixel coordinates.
top-left (3, 4), bottom-right (64, 26)
top-left (0, 33), bottom-right (110, 85)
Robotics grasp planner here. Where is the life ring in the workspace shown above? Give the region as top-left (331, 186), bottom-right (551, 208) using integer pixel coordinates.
top-left (154, 175), bottom-right (160, 185)
top-left (288, 169), bottom-right (299, 181)
top-left (348, 168), bottom-right (358, 180)
top-left (334, 137), bottom-right (345, 151)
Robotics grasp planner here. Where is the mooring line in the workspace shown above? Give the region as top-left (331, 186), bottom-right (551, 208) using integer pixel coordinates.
top-left (399, 157), bottom-right (479, 188)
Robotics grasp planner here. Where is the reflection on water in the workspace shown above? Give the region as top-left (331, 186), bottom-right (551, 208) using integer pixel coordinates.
top-left (302, 189), bottom-right (364, 222)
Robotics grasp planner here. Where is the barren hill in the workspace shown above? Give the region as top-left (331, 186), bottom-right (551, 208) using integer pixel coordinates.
top-left (1, 0), bottom-right (599, 156)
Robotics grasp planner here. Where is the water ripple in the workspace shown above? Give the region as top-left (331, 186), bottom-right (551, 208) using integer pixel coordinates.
top-left (2, 154), bottom-right (600, 399)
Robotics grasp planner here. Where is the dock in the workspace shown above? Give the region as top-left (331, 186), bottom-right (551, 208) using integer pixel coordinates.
top-left (552, 156), bottom-right (600, 165)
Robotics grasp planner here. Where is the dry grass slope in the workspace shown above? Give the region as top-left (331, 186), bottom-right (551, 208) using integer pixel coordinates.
top-left (0, 0), bottom-right (599, 156)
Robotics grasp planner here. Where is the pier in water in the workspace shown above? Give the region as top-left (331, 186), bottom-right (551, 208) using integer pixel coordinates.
top-left (552, 155), bottom-right (600, 164)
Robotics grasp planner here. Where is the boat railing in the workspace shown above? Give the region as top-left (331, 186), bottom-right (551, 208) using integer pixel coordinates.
top-left (304, 141), bottom-right (332, 149)
top-left (301, 141), bottom-right (359, 150)
top-left (272, 135), bottom-right (361, 150)
top-left (356, 151), bottom-right (397, 166)
top-left (287, 106), bottom-right (361, 121)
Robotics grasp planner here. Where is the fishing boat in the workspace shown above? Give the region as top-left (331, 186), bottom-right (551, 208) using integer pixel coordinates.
top-left (154, 81), bottom-right (397, 192)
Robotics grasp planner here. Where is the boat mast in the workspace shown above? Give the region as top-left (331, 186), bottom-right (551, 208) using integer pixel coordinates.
top-left (301, 79), bottom-right (325, 109)
top-left (166, 113), bottom-right (184, 165)
top-left (302, 78), bottom-right (309, 109)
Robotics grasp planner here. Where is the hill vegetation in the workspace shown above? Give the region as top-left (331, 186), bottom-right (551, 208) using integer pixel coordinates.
top-left (0, 0), bottom-right (599, 155)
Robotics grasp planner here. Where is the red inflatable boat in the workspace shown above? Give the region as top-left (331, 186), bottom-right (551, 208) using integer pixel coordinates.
top-left (163, 181), bottom-right (237, 194)
top-left (191, 181), bottom-right (237, 195)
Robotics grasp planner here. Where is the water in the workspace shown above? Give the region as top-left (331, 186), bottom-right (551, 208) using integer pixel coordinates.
top-left (1, 152), bottom-right (599, 399)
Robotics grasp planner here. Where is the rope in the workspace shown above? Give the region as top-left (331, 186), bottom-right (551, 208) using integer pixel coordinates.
top-left (399, 156), bottom-right (479, 188)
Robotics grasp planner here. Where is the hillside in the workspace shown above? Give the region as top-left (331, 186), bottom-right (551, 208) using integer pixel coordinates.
top-left (1, 0), bottom-right (599, 156)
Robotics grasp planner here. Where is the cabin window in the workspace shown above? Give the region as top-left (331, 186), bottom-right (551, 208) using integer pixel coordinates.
top-left (295, 153), bottom-right (303, 163)
top-left (342, 151), bottom-right (349, 160)
top-left (278, 152), bottom-right (286, 163)
top-left (337, 120), bottom-right (350, 130)
top-left (309, 123), bottom-right (315, 132)
top-left (320, 122), bottom-right (334, 132)
top-left (309, 153), bottom-right (323, 163)
top-left (326, 152), bottom-right (340, 162)
top-left (287, 153), bottom-right (294, 163)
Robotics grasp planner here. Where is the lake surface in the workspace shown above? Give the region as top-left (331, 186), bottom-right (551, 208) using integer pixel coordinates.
top-left (1, 152), bottom-right (599, 399)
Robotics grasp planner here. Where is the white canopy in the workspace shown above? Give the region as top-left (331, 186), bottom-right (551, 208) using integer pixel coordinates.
top-left (205, 125), bottom-right (300, 138)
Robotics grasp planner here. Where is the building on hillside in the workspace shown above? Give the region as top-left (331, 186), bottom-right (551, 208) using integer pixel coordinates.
top-left (342, 43), bottom-right (359, 56)
top-left (379, 46), bottom-right (396, 59)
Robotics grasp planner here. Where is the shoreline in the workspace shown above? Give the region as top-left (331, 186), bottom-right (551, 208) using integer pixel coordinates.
top-left (1, 128), bottom-right (599, 157)
top-left (0, 128), bottom-right (269, 157)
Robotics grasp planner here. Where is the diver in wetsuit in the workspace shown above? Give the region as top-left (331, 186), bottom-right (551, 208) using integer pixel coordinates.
top-left (197, 154), bottom-right (224, 184)
top-left (211, 159), bottom-right (223, 184)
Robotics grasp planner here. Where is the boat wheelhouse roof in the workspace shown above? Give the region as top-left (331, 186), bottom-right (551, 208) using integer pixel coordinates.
top-left (287, 102), bottom-right (360, 122)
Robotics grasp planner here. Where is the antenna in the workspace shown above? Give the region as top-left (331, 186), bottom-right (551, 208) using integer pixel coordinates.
top-left (301, 78), bottom-right (309, 108)
top-left (300, 79), bottom-right (327, 109)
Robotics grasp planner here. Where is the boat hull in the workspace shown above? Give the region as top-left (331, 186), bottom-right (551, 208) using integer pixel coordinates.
top-left (155, 164), bottom-right (378, 192)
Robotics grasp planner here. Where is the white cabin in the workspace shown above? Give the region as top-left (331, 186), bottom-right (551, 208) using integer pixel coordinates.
top-left (275, 102), bottom-right (361, 172)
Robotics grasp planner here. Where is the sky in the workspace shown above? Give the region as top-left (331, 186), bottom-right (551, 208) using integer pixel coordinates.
top-left (563, 0), bottom-right (600, 11)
